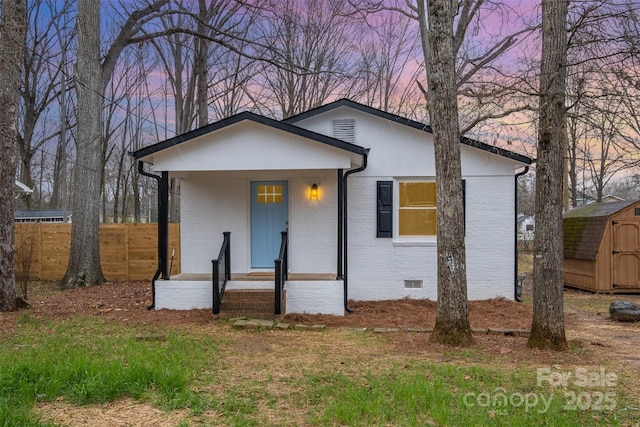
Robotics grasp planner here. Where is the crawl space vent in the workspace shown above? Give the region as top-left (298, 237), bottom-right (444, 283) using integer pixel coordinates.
top-left (332, 119), bottom-right (356, 143)
top-left (404, 280), bottom-right (423, 289)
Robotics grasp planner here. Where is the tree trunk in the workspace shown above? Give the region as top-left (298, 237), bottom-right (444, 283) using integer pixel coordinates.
top-left (50, 74), bottom-right (69, 209)
top-left (195, 0), bottom-right (209, 127)
top-left (528, 0), bottom-right (568, 351)
top-left (60, 0), bottom-right (106, 288)
top-left (0, 0), bottom-right (28, 311)
top-left (423, 0), bottom-right (473, 346)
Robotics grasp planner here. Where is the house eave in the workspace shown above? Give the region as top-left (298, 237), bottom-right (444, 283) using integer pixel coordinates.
top-left (131, 111), bottom-right (367, 165)
top-left (285, 98), bottom-right (533, 166)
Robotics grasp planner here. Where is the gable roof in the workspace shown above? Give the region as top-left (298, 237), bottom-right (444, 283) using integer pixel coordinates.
top-left (563, 200), bottom-right (639, 260)
top-left (285, 98), bottom-right (533, 165)
top-left (132, 110), bottom-right (367, 162)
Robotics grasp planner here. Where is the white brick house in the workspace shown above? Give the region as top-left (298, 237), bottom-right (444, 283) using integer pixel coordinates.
top-left (132, 99), bottom-right (532, 315)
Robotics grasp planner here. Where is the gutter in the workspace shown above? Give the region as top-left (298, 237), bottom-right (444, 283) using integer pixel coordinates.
top-left (514, 166), bottom-right (530, 302)
top-left (342, 149), bottom-right (370, 314)
top-left (137, 161), bottom-right (170, 310)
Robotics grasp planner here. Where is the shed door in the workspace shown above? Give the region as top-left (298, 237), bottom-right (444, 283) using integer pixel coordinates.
top-left (612, 220), bottom-right (640, 289)
top-left (250, 181), bottom-right (288, 268)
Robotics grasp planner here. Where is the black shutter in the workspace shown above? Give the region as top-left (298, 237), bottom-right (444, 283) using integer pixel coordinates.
top-left (377, 181), bottom-right (393, 237)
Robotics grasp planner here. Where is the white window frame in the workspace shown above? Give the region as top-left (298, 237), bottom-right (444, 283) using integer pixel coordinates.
top-left (393, 178), bottom-right (437, 247)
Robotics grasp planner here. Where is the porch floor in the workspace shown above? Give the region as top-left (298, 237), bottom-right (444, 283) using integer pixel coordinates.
top-left (169, 272), bottom-right (337, 281)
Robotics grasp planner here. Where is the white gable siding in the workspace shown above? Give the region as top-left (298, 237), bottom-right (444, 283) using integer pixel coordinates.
top-left (180, 170), bottom-right (338, 275)
top-left (152, 121), bottom-right (352, 172)
top-left (292, 107), bottom-right (518, 177)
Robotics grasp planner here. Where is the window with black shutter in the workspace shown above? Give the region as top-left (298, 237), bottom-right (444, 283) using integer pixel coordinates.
top-left (377, 181), bottom-right (393, 237)
top-left (377, 179), bottom-right (466, 238)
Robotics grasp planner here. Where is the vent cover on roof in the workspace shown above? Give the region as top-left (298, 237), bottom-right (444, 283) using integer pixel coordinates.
top-left (332, 119), bottom-right (356, 143)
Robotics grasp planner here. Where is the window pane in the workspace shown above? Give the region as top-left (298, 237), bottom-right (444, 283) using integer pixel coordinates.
top-left (399, 209), bottom-right (437, 236)
top-left (400, 182), bottom-right (436, 207)
top-left (257, 184), bottom-right (282, 204)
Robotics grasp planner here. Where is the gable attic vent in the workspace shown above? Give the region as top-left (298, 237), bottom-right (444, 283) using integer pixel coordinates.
top-left (332, 119), bottom-right (356, 143)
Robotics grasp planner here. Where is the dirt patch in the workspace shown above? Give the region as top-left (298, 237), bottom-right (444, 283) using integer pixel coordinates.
top-left (285, 297), bottom-right (534, 329)
top-left (1, 282), bottom-right (537, 334)
top-left (0, 281), bottom-right (213, 336)
top-left (0, 282), bottom-right (636, 337)
top-left (37, 398), bottom-right (190, 427)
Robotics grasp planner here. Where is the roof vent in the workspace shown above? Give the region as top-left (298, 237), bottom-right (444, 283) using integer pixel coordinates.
top-left (332, 119), bottom-right (356, 143)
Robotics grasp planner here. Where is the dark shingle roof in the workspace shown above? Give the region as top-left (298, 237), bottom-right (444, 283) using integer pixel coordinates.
top-left (15, 209), bottom-right (69, 219)
top-left (563, 200), bottom-right (638, 260)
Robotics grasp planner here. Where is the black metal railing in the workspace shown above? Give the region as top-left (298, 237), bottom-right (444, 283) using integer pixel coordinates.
top-left (212, 232), bottom-right (231, 314)
top-left (274, 231), bottom-right (288, 315)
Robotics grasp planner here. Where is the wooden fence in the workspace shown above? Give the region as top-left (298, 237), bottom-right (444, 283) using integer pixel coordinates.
top-left (14, 223), bottom-right (180, 282)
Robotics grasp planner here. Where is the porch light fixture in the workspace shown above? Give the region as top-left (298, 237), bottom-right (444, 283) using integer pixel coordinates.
top-left (310, 183), bottom-right (319, 201)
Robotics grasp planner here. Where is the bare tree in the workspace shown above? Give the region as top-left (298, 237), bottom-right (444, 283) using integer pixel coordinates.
top-left (606, 174), bottom-right (640, 201)
top-left (566, 69), bottom-right (589, 208)
top-left (14, 224), bottom-right (38, 300)
top-left (103, 47), bottom-right (157, 223)
top-left (581, 90), bottom-right (638, 202)
top-left (252, 0), bottom-right (360, 118)
top-left (61, 0), bottom-right (170, 288)
top-left (17, 0), bottom-right (74, 208)
top-left (420, 0), bottom-right (472, 346)
top-left (47, 0), bottom-right (77, 212)
top-left (0, 0), bottom-right (28, 311)
top-left (563, 1), bottom-right (640, 208)
top-left (354, 12), bottom-right (425, 118)
top-left (60, 0), bottom-right (107, 288)
top-left (528, 0), bottom-right (568, 351)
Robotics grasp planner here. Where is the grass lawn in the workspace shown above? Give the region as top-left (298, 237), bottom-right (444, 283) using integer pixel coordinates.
top-left (1, 309), bottom-right (639, 426)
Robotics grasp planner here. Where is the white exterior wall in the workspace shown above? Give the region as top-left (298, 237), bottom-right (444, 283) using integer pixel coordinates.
top-left (155, 281), bottom-right (211, 310)
top-left (294, 108), bottom-right (520, 301)
top-left (285, 281), bottom-right (344, 315)
top-left (344, 176), bottom-right (515, 301)
top-left (180, 170), bottom-right (338, 275)
top-left (154, 279), bottom-right (344, 315)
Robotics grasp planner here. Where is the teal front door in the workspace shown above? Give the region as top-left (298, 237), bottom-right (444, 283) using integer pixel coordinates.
top-left (250, 181), bottom-right (289, 268)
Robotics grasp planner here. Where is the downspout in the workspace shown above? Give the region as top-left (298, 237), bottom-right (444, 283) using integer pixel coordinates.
top-left (514, 166), bottom-right (530, 302)
top-left (342, 149), bottom-right (369, 314)
top-left (337, 169), bottom-right (344, 280)
top-left (137, 161), bottom-right (170, 310)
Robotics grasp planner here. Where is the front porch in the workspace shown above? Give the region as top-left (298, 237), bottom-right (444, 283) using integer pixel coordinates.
top-left (132, 110), bottom-right (368, 316)
top-left (154, 273), bottom-right (345, 316)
